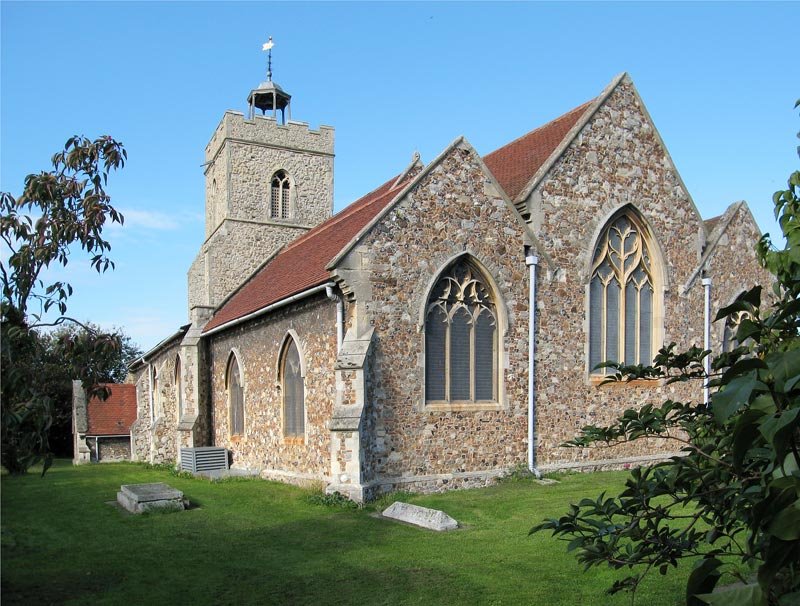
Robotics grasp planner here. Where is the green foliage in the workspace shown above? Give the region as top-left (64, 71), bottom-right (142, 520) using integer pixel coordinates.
top-left (1, 136), bottom-right (128, 474)
top-left (305, 489), bottom-right (362, 509)
top-left (532, 132), bottom-right (800, 603)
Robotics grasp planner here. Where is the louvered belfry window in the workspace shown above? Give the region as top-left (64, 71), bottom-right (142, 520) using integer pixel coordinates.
top-left (589, 213), bottom-right (655, 373)
top-left (227, 355), bottom-right (244, 435)
top-left (282, 338), bottom-right (305, 438)
top-left (425, 259), bottom-right (498, 403)
top-left (270, 170), bottom-right (291, 219)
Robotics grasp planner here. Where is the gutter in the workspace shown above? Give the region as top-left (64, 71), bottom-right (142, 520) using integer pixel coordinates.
top-left (202, 282), bottom-right (336, 337)
top-left (525, 251), bottom-right (542, 479)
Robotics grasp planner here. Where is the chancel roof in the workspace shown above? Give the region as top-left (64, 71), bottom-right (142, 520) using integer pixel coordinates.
top-left (203, 94), bottom-right (599, 334)
top-left (484, 99), bottom-right (595, 201)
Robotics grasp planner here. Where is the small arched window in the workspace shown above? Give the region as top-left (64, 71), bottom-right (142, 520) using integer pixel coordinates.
top-left (589, 211), bottom-right (657, 373)
top-left (425, 258), bottom-right (498, 403)
top-left (281, 337), bottom-right (305, 438)
top-left (175, 355), bottom-right (183, 420)
top-left (227, 354), bottom-right (244, 436)
top-left (151, 366), bottom-right (160, 420)
top-left (270, 170), bottom-right (291, 219)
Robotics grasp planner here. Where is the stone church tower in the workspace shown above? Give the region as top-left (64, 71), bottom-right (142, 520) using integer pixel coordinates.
top-left (187, 59), bottom-right (334, 325)
top-left (177, 52), bottom-right (334, 455)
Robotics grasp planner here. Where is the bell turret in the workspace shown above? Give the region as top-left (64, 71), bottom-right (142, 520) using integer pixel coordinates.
top-left (248, 37), bottom-right (292, 124)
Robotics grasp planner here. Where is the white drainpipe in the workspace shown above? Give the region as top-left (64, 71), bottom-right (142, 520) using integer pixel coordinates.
top-left (525, 252), bottom-right (542, 478)
top-left (326, 285), bottom-right (344, 353)
top-left (702, 277), bottom-right (712, 405)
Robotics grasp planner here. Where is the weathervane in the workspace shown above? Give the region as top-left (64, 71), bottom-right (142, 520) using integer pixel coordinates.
top-left (262, 36), bottom-right (274, 81)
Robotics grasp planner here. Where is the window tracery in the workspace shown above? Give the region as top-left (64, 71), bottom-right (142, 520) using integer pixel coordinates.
top-left (723, 309), bottom-right (751, 353)
top-left (425, 259), bottom-right (498, 403)
top-left (589, 213), bottom-right (655, 373)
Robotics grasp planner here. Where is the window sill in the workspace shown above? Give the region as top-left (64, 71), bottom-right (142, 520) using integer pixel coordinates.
top-left (589, 376), bottom-right (665, 388)
top-left (425, 401), bottom-right (504, 412)
top-left (283, 436), bottom-right (305, 446)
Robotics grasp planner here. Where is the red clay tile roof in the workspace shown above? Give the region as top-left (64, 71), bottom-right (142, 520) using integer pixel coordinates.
top-left (204, 96), bottom-right (598, 333)
top-left (203, 174), bottom-right (410, 332)
top-left (87, 383), bottom-right (137, 436)
top-left (483, 99), bottom-right (595, 201)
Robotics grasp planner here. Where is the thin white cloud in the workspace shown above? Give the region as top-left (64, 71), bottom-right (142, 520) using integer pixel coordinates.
top-left (113, 208), bottom-right (181, 231)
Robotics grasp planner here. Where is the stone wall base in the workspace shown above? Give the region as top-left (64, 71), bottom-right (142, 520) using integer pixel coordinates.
top-left (537, 452), bottom-right (681, 474)
top-left (258, 467), bottom-right (327, 490)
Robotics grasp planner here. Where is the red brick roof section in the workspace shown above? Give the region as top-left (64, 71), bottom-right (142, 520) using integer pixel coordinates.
top-left (86, 383), bottom-right (137, 436)
top-left (203, 175), bottom-right (409, 333)
top-left (483, 99), bottom-right (595, 201)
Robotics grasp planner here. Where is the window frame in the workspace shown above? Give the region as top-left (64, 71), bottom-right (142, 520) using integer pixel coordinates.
top-left (226, 352), bottom-right (245, 438)
top-left (422, 255), bottom-right (505, 412)
top-left (269, 170), bottom-right (292, 220)
top-left (278, 333), bottom-right (306, 443)
top-left (587, 208), bottom-right (663, 381)
top-left (175, 354), bottom-right (183, 421)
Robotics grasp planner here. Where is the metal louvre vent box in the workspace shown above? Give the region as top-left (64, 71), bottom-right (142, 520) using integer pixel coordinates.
top-left (181, 447), bottom-right (229, 473)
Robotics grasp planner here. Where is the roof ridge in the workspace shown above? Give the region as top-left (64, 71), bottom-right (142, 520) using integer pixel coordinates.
top-left (483, 98), bottom-right (596, 161)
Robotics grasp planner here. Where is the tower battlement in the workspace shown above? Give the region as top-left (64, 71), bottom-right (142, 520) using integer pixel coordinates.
top-left (205, 111), bottom-right (334, 166)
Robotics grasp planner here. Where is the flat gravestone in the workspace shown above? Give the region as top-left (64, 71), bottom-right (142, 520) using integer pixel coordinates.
top-left (382, 502), bottom-right (458, 531)
top-left (117, 482), bottom-right (185, 514)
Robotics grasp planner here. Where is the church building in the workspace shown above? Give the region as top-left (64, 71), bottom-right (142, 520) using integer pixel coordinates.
top-left (127, 63), bottom-right (769, 501)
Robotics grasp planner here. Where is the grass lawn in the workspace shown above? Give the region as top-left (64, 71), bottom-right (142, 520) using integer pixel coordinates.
top-left (1, 461), bottom-right (690, 605)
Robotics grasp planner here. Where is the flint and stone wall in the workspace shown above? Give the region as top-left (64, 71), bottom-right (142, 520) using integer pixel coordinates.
top-left (189, 113), bottom-right (335, 311)
top-left (87, 437), bottom-right (131, 462)
top-left (130, 340), bottom-right (183, 465)
top-left (343, 143), bottom-right (532, 493)
top-left (699, 202), bottom-right (774, 348)
top-left (208, 294), bottom-right (338, 483)
top-left (524, 79), bottom-right (707, 466)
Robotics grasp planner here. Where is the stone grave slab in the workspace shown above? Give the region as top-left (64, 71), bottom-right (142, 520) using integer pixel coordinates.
top-left (117, 482), bottom-right (185, 514)
top-left (382, 502), bottom-right (458, 531)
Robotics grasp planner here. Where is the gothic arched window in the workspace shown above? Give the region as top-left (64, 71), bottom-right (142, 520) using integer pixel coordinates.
top-left (270, 170), bottom-right (291, 219)
top-left (425, 258), bottom-right (498, 403)
top-left (589, 212), bottom-right (656, 373)
top-left (175, 355), bottom-right (183, 420)
top-left (151, 366), bottom-right (160, 420)
top-left (280, 337), bottom-right (305, 438)
top-left (226, 353), bottom-right (244, 436)
top-left (723, 308), bottom-right (751, 353)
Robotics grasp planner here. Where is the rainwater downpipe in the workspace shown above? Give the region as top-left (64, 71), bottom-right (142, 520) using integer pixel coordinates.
top-left (525, 252), bottom-right (542, 479)
top-left (326, 285), bottom-right (344, 353)
top-left (702, 277), bottom-right (712, 406)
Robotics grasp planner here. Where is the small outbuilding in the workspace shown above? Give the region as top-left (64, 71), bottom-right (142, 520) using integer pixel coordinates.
top-left (72, 382), bottom-right (137, 464)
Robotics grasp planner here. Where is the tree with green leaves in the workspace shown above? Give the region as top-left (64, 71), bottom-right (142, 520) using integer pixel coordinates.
top-left (1, 135), bottom-right (128, 474)
top-left (532, 112), bottom-right (800, 605)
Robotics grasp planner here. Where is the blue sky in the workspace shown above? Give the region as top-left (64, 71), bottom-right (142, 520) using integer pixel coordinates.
top-left (1, 1), bottom-right (797, 351)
